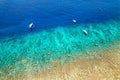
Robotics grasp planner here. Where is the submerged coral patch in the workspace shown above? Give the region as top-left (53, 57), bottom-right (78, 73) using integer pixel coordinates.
top-left (0, 19), bottom-right (120, 77)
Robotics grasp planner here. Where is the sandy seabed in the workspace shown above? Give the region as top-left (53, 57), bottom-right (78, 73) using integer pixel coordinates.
top-left (1, 41), bottom-right (120, 80)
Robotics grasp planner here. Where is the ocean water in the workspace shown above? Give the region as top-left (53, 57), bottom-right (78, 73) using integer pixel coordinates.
top-left (0, 19), bottom-right (120, 77)
top-left (0, 0), bottom-right (120, 79)
top-left (0, 0), bottom-right (120, 37)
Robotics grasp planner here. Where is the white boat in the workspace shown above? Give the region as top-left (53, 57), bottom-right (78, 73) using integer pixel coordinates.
top-left (72, 19), bottom-right (77, 23)
top-left (83, 29), bottom-right (88, 35)
top-left (29, 22), bottom-right (34, 29)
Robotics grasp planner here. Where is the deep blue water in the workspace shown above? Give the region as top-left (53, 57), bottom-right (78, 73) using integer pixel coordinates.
top-left (0, 0), bottom-right (120, 37)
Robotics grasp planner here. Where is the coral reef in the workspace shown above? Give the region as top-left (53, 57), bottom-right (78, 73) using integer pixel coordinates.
top-left (0, 19), bottom-right (120, 79)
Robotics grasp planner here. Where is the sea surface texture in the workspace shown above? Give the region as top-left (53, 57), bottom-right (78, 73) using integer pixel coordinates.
top-left (0, 0), bottom-right (120, 37)
top-left (0, 0), bottom-right (120, 80)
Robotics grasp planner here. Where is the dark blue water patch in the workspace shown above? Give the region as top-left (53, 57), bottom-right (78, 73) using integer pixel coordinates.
top-left (0, 0), bottom-right (120, 37)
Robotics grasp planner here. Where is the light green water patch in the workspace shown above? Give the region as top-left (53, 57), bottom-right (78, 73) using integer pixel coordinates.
top-left (0, 19), bottom-right (120, 77)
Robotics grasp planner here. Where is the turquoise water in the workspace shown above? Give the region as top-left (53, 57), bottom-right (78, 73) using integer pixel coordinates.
top-left (0, 0), bottom-right (120, 79)
top-left (0, 18), bottom-right (120, 77)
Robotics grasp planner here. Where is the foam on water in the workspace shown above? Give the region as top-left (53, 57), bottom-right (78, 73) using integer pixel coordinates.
top-left (0, 19), bottom-right (120, 77)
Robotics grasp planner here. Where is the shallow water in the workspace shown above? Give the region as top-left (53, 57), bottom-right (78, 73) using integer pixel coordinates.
top-left (0, 19), bottom-right (120, 78)
top-left (0, 0), bottom-right (120, 79)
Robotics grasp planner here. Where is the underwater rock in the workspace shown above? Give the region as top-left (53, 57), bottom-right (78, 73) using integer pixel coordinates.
top-left (48, 52), bottom-right (51, 55)
top-left (12, 57), bottom-right (16, 61)
top-left (94, 44), bottom-right (99, 46)
top-left (8, 65), bottom-right (14, 70)
top-left (11, 44), bottom-right (15, 47)
top-left (19, 40), bottom-right (25, 44)
top-left (20, 59), bottom-right (27, 65)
